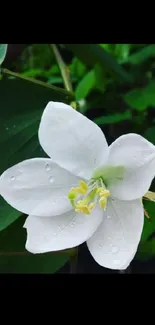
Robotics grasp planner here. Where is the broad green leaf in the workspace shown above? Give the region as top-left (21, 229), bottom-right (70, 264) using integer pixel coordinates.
top-left (94, 110), bottom-right (132, 125)
top-left (127, 44), bottom-right (155, 64)
top-left (100, 44), bottom-right (131, 63)
top-left (0, 216), bottom-right (69, 273)
top-left (66, 44), bottom-right (134, 83)
top-left (0, 78), bottom-right (73, 231)
top-left (123, 80), bottom-right (155, 111)
top-left (144, 127), bottom-right (155, 145)
top-left (94, 63), bottom-right (111, 93)
top-left (69, 57), bottom-right (87, 78)
top-left (75, 70), bottom-right (95, 100)
top-left (136, 239), bottom-right (155, 261)
top-left (141, 200), bottom-right (155, 242)
top-left (0, 44), bottom-right (7, 65)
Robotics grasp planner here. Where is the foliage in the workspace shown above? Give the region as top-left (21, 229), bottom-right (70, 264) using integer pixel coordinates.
top-left (1, 43), bottom-right (155, 272)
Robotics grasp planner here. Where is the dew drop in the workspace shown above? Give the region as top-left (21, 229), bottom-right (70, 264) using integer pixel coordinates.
top-left (49, 176), bottom-right (54, 184)
top-left (113, 259), bottom-right (120, 266)
top-left (10, 176), bottom-right (15, 181)
top-left (13, 125), bottom-right (16, 128)
top-left (112, 246), bottom-right (119, 254)
top-left (5, 127), bottom-right (9, 131)
top-left (107, 215), bottom-right (111, 219)
top-left (45, 163), bottom-right (51, 172)
top-left (107, 237), bottom-right (111, 240)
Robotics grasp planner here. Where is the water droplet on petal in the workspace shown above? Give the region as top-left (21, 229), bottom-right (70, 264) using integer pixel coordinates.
top-left (113, 259), bottom-right (120, 266)
top-left (45, 163), bottom-right (51, 172)
top-left (10, 176), bottom-right (15, 181)
top-left (112, 246), bottom-right (119, 254)
top-left (49, 176), bottom-right (54, 184)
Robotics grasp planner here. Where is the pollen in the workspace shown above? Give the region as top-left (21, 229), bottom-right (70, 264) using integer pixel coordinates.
top-left (68, 177), bottom-right (111, 215)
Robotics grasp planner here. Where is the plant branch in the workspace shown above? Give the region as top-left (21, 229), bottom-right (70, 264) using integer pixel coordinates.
top-left (1, 68), bottom-right (74, 99)
top-left (50, 44), bottom-right (73, 93)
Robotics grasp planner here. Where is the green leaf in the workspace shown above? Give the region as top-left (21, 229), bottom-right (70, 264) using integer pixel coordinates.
top-left (123, 80), bottom-right (155, 111)
top-left (70, 57), bottom-right (87, 78)
top-left (66, 44), bottom-right (134, 84)
top-left (136, 239), bottom-right (155, 261)
top-left (0, 78), bottom-right (73, 231)
top-left (0, 216), bottom-right (69, 273)
top-left (75, 70), bottom-right (95, 100)
top-left (136, 200), bottom-right (155, 260)
top-left (127, 44), bottom-right (155, 65)
top-left (0, 44), bottom-right (7, 65)
top-left (94, 110), bottom-right (132, 125)
top-left (144, 127), bottom-right (155, 145)
top-left (94, 63), bottom-right (111, 93)
top-left (141, 200), bottom-right (155, 242)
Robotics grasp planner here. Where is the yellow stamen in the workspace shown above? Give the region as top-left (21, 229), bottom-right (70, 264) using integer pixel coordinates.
top-left (88, 202), bottom-right (96, 211)
top-left (79, 180), bottom-right (88, 193)
top-left (99, 197), bottom-right (107, 209)
top-left (68, 178), bottom-right (110, 215)
top-left (97, 188), bottom-right (110, 198)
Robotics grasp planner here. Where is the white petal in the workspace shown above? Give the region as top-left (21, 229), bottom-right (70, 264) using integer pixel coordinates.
top-left (38, 101), bottom-right (109, 179)
top-left (107, 133), bottom-right (155, 200)
top-left (0, 158), bottom-right (80, 217)
top-left (24, 208), bottom-right (103, 253)
top-left (87, 198), bottom-right (144, 270)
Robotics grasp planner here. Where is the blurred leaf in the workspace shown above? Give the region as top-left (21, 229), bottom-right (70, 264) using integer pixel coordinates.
top-left (100, 44), bottom-right (131, 63)
top-left (94, 63), bottom-right (110, 93)
top-left (66, 44), bottom-right (134, 84)
top-left (115, 44), bottom-right (131, 63)
top-left (144, 127), bottom-right (155, 144)
top-left (141, 201), bottom-right (155, 242)
top-left (0, 44), bottom-right (8, 65)
top-left (123, 80), bottom-right (155, 111)
top-left (94, 110), bottom-right (132, 125)
top-left (0, 216), bottom-right (69, 273)
top-left (75, 70), bottom-right (95, 100)
top-left (21, 68), bottom-right (46, 78)
top-left (136, 239), bottom-right (155, 261)
top-left (70, 57), bottom-right (87, 78)
top-left (136, 199), bottom-right (155, 260)
top-left (127, 45), bottom-right (155, 64)
top-left (0, 78), bottom-right (73, 231)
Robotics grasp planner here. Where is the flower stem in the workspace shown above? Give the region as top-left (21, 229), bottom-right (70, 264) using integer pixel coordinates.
top-left (50, 44), bottom-right (73, 93)
top-left (1, 68), bottom-right (74, 100)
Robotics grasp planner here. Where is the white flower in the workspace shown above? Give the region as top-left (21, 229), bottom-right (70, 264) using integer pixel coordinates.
top-left (0, 101), bottom-right (155, 270)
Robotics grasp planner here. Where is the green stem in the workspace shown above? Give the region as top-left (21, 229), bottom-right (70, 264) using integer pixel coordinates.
top-left (1, 68), bottom-right (74, 99)
top-left (51, 44), bottom-right (73, 93)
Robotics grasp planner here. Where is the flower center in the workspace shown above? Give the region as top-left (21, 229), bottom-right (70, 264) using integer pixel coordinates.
top-left (68, 178), bottom-right (110, 215)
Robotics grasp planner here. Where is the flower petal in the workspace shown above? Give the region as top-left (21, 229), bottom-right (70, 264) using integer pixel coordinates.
top-left (87, 198), bottom-right (144, 270)
top-left (0, 158), bottom-right (80, 217)
top-left (107, 133), bottom-right (155, 200)
top-left (38, 101), bottom-right (109, 179)
top-left (24, 208), bottom-right (103, 253)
